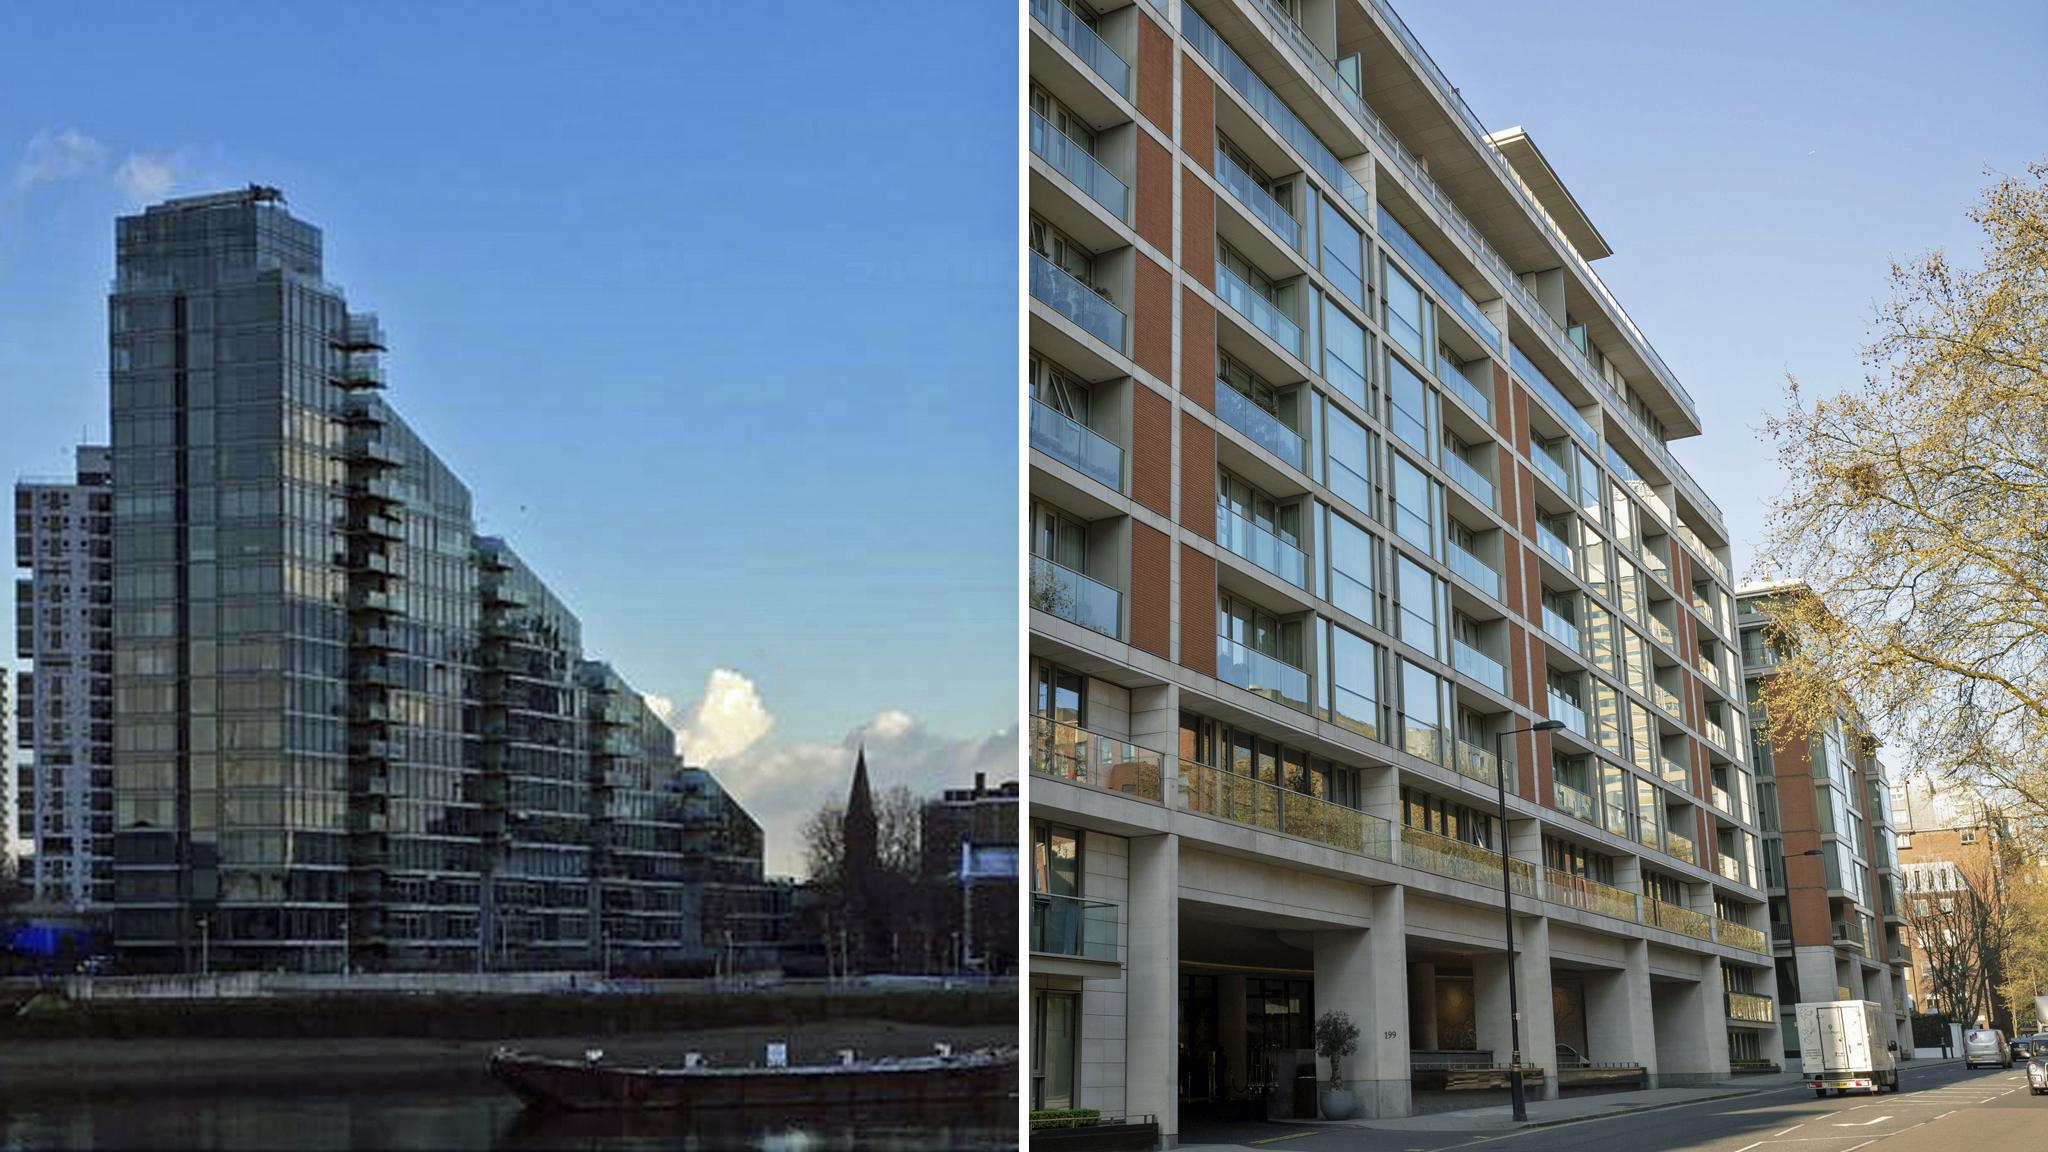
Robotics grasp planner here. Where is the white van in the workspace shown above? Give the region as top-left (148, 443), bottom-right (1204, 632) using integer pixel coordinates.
top-left (1964, 1028), bottom-right (2011, 1069)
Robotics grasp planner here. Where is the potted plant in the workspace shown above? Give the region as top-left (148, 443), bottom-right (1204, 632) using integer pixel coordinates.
top-left (1314, 1009), bottom-right (1361, 1120)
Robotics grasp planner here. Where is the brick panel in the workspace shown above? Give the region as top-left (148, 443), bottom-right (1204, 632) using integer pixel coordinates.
top-left (1134, 134), bottom-right (1173, 253)
top-left (1492, 362), bottom-right (1515, 441)
top-left (1181, 167), bottom-right (1214, 290)
top-left (1180, 54), bottom-right (1213, 170)
top-left (1136, 19), bottom-right (1174, 131)
top-left (1180, 411), bottom-right (1215, 540)
top-left (1130, 521), bottom-right (1172, 660)
top-left (1180, 288), bottom-right (1215, 410)
top-left (1179, 544), bottom-right (1216, 677)
top-left (1131, 385), bottom-right (1172, 517)
top-left (1132, 253), bottom-right (1173, 382)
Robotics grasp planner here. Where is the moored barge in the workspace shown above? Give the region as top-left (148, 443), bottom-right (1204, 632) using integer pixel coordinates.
top-left (489, 1043), bottom-right (1016, 1112)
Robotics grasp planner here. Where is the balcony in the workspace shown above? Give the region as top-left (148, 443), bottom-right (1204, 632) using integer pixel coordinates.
top-left (1214, 147), bottom-right (1300, 251)
top-left (1029, 715), bottom-right (1164, 803)
top-left (1401, 824), bottom-right (1534, 894)
top-left (1717, 918), bottom-right (1769, 955)
top-left (1029, 399), bottom-right (1124, 491)
top-left (1440, 363), bottom-right (1494, 421)
top-left (1665, 830), bottom-right (1697, 866)
top-left (1452, 739), bottom-right (1499, 787)
top-left (1215, 504), bottom-right (1308, 588)
top-left (1441, 452), bottom-right (1495, 509)
top-left (1181, 7), bottom-right (1367, 213)
top-left (1703, 717), bottom-right (1731, 753)
top-left (1030, 555), bottom-right (1121, 639)
top-left (1545, 691), bottom-right (1586, 737)
top-left (1180, 761), bottom-right (1392, 858)
top-left (1697, 656), bottom-right (1725, 693)
top-left (1217, 634), bottom-right (1310, 712)
top-left (1710, 783), bottom-right (1734, 815)
top-left (1726, 991), bottom-right (1775, 1022)
top-left (1447, 541), bottom-right (1502, 600)
top-left (1644, 899), bottom-right (1712, 941)
top-left (1716, 852), bottom-right (1744, 886)
top-left (1535, 524), bottom-right (1575, 572)
top-left (1511, 345), bottom-right (1598, 448)
top-left (1661, 756), bottom-right (1690, 788)
top-left (1375, 206), bottom-right (1502, 352)
top-left (1832, 921), bottom-right (1865, 953)
top-left (1531, 449), bottom-right (1571, 493)
top-left (1030, 110), bottom-right (1130, 223)
top-left (1213, 261), bottom-right (1303, 357)
top-left (1028, 0), bottom-right (1130, 97)
top-left (1452, 638), bottom-right (1505, 694)
top-left (1214, 383), bottom-right (1307, 471)
top-left (1654, 684), bottom-right (1684, 721)
top-left (1030, 892), bottom-right (1119, 963)
top-left (1400, 714), bottom-right (1445, 767)
top-left (1030, 250), bottom-right (1127, 352)
top-left (1540, 607), bottom-right (1580, 653)
top-left (1552, 781), bottom-right (1596, 825)
top-left (1544, 867), bottom-right (1637, 922)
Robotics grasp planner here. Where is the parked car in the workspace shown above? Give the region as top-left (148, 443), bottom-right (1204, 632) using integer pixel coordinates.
top-left (2012, 1034), bottom-right (2035, 1063)
top-left (1964, 1028), bottom-right (2011, 1069)
top-left (1555, 1044), bottom-right (1586, 1068)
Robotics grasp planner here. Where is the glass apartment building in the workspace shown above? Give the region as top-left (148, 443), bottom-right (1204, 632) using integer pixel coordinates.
top-left (13, 446), bottom-right (115, 910)
top-left (1736, 582), bottom-right (1909, 1058)
top-left (103, 186), bottom-right (767, 973)
top-left (1027, 0), bottom-right (1772, 1130)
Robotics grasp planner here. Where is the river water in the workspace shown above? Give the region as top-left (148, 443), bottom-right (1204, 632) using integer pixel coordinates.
top-left (0, 1087), bottom-right (1018, 1150)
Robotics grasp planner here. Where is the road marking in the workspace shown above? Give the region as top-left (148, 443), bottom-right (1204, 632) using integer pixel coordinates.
top-left (1248, 1135), bottom-right (1317, 1145)
top-left (1832, 1115), bottom-right (1889, 1126)
top-left (1772, 1124), bottom-right (1803, 1135)
top-left (1936, 1109), bottom-right (1955, 1118)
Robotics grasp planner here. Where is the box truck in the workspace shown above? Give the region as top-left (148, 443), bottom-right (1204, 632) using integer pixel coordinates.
top-left (1797, 1000), bottom-right (1898, 1095)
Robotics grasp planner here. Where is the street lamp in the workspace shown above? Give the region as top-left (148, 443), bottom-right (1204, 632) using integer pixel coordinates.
top-left (1495, 718), bottom-right (1566, 1122)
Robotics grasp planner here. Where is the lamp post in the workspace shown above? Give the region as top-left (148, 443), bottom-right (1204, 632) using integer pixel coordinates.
top-left (1495, 718), bottom-right (1566, 1122)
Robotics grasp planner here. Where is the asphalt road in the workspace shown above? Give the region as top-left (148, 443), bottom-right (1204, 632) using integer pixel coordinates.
top-left (1189, 1061), bottom-right (2047, 1151)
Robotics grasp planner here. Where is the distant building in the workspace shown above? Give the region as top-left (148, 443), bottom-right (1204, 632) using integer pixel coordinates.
top-left (1892, 773), bottom-right (2023, 1031)
top-left (1736, 583), bottom-right (1909, 1058)
top-left (97, 185), bottom-right (769, 973)
top-left (923, 774), bottom-right (1018, 973)
top-left (13, 446), bottom-right (114, 912)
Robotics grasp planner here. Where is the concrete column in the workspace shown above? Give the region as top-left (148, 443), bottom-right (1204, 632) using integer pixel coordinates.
top-left (1129, 683), bottom-right (1178, 749)
top-left (1127, 834), bottom-right (1181, 1144)
top-left (1220, 974), bottom-right (1248, 1097)
top-left (1472, 915), bottom-right (1553, 1100)
top-left (1793, 946), bottom-right (1838, 1005)
top-left (1586, 939), bottom-right (1656, 1077)
top-left (1314, 929), bottom-right (1373, 1112)
top-left (1410, 961), bottom-right (1439, 1050)
top-left (1697, 954), bottom-right (1731, 1079)
top-left (1361, 764), bottom-right (1400, 826)
top-left (1362, 884), bottom-right (1412, 1116)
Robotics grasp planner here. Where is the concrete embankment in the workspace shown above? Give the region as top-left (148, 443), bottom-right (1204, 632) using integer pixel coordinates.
top-left (0, 983), bottom-right (1015, 1098)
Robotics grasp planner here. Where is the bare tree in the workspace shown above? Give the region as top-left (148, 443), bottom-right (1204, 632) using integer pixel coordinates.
top-left (1759, 161), bottom-right (2048, 832)
top-left (1909, 872), bottom-right (1992, 1025)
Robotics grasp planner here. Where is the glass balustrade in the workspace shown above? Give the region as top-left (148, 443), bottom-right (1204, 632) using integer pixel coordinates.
top-left (1028, 0), bottom-right (1131, 96)
top-left (1030, 892), bottom-right (1120, 961)
top-left (1029, 715), bottom-right (1164, 802)
top-left (1531, 449), bottom-right (1571, 492)
top-left (1446, 542), bottom-right (1501, 600)
top-left (1214, 383), bottom-right (1306, 470)
top-left (1213, 147), bottom-right (1301, 250)
top-left (1401, 825), bottom-right (1534, 894)
top-left (1545, 690), bottom-right (1586, 736)
top-left (1535, 524), bottom-right (1575, 571)
top-left (1029, 399), bottom-right (1123, 491)
top-left (1030, 110), bottom-right (1131, 222)
top-left (1452, 739), bottom-right (1499, 787)
top-left (1213, 260), bottom-right (1303, 356)
top-left (1030, 555), bottom-right (1121, 638)
top-left (1540, 607), bottom-right (1580, 652)
top-left (1552, 782), bottom-right (1596, 825)
top-left (1215, 504), bottom-right (1308, 588)
top-left (1216, 634), bottom-right (1310, 712)
top-left (1440, 452), bottom-right (1494, 508)
top-left (1645, 898), bottom-right (1712, 940)
top-left (1451, 639), bottom-right (1505, 694)
top-left (1543, 867), bottom-right (1638, 921)
top-left (1030, 251), bottom-right (1127, 352)
top-left (1725, 991), bottom-right (1775, 1021)
top-left (1179, 761), bottom-right (1392, 859)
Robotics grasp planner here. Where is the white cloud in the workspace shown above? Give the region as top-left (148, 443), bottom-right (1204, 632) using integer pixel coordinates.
top-left (15, 129), bottom-right (106, 189)
top-left (114, 153), bottom-right (179, 201)
top-left (656, 671), bottom-right (1016, 878)
top-left (674, 669), bottom-right (775, 765)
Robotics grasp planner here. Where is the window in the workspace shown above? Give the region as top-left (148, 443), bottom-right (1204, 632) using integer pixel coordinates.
top-left (1400, 658), bottom-right (1445, 764)
top-left (1029, 215), bottom-right (1097, 288)
top-left (1329, 625), bottom-right (1379, 739)
top-left (1320, 199), bottom-right (1365, 308)
top-left (1382, 261), bottom-right (1426, 359)
top-left (1219, 591), bottom-right (1301, 666)
top-left (1220, 350), bottom-right (1298, 430)
top-left (1324, 404), bottom-right (1375, 516)
top-left (1031, 822), bottom-right (1082, 897)
top-left (1321, 300), bottom-right (1368, 408)
top-left (1326, 510), bottom-right (1375, 625)
top-left (1960, 828), bottom-right (1977, 845)
top-left (1395, 553), bottom-right (1441, 658)
top-left (1390, 453), bottom-right (1437, 557)
top-left (1031, 503), bottom-right (1090, 571)
top-left (1032, 664), bottom-right (1086, 727)
top-left (1385, 352), bottom-right (1435, 459)
top-left (1028, 353), bottom-right (1091, 423)
top-left (1218, 468), bottom-right (1300, 549)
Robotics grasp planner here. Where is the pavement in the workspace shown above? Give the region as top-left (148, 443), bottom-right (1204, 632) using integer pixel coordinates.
top-left (1176, 1056), bottom-right (2012, 1151)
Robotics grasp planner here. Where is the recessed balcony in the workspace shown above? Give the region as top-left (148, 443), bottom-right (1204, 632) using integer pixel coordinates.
top-left (1030, 250), bottom-right (1127, 354)
top-left (1214, 384), bottom-right (1306, 472)
top-left (1028, 0), bottom-right (1131, 99)
top-left (1029, 398), bottom-right (1124, 492)
top-left (1029, 555), bottom-right (1120, 639)
top-left (1030, 109), bottom-right (1130, 224)
top-left (1215, 503), bottom-right (1307, 589)
top-left (1030, 892), bottom-right (1119, 963)
top-left (1029, 715), bottom-right (1163, 802)
top-left (1216, 633), bottom-right (1309, 713)
top-left (1213, 260), bottom-right (1303, 359)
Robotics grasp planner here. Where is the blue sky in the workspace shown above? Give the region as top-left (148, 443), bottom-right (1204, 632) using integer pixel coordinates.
top-left (0, 3), bottom-right (1018, 870)
top-left (1403, 0), bottom-right (2045, 570)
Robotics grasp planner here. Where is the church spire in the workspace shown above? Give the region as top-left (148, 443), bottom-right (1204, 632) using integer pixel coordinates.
top-left (844, 744), bottom-right (877, 881)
